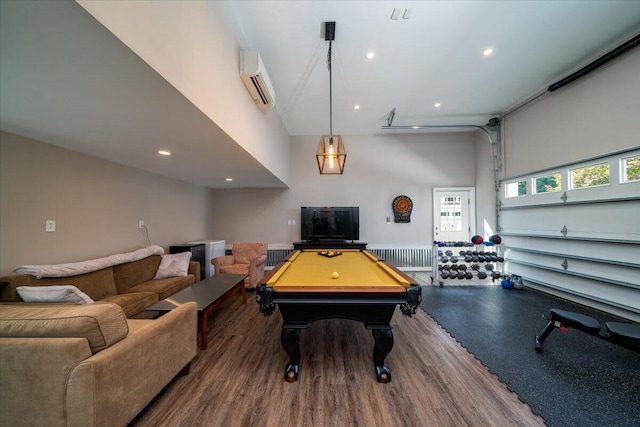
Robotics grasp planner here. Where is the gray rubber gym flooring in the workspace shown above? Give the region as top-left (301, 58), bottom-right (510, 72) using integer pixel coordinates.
top-left (417, 283), bottom-right (640, 427)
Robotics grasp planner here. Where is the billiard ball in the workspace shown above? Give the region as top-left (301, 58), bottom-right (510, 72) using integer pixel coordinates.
top-left (332, 272), bottom-right (339, 279)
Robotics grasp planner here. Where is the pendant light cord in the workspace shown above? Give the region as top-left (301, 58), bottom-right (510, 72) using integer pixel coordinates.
top-left (327, 40), bottom-right (333, 135)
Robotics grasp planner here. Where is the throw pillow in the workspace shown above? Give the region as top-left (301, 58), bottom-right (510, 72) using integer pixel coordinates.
top-left (154, 252), bottom-right (191, 279)
top-left (17, 285), bottom-right (94, 304)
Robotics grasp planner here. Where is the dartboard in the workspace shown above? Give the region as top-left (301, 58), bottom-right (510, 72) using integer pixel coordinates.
top-left (392, 195), bottom-right (413, 223)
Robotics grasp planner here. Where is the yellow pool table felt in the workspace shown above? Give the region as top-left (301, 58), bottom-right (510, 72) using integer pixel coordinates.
top-left (266, 250), bottom-right (412, 293)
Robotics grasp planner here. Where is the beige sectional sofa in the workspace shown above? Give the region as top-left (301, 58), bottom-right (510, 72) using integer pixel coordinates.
top-left (0, 249), bottom-right (201, 426)
top-left (0, 254), bottom-right (199, 317)
top-left (0, 301), bottom-right (197, 427)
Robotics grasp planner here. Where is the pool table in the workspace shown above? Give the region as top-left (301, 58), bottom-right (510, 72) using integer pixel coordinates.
top-left (256, 249), bottom-right (421, 383)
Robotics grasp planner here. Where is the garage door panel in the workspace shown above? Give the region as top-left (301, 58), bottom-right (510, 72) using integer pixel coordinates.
top-left (500, 201), bottom-right (640, 242)
top-left (499, 148), bottom-right (640, 321)
top-left (502, 236), bottom-right (640, 265)
top-left (505, 262), bottom-right (640, 321)
top-left (504, 248), bottom-right (640, 287)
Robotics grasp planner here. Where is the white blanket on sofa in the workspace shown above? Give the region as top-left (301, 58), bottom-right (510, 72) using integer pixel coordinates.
top-left (13, 245), bottom-right (165, 279)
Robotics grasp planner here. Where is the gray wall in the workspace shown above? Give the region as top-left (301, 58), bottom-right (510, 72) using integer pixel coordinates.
top-left (475, 130), bottom-right (499, 238)
top-left (503, 47), bottom-right (639, 176)
top-left (0, 132), bottom-right (216, 276)
top-left (0, 128), bottom-right (498, 276)
top-left (210, 132), bottom-right (495, 246)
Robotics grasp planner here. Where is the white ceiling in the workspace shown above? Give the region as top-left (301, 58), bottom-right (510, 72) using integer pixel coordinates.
top-left (1, 1), bottom-right (639, 188)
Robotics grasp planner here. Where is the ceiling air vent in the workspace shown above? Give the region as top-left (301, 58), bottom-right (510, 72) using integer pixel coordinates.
top-left (240, 50), bottom-right (275, 110)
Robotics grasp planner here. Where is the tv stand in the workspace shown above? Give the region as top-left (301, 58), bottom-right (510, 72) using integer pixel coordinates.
top-left (293, 241), bottom-right (368, 250)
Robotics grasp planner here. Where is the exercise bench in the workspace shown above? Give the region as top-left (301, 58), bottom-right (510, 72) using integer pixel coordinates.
top-left (535, 308), bottom-right (640, 354)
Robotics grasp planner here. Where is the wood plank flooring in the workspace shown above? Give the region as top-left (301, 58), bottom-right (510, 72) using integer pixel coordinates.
top-left (131, 294), bottom-right (545, 427)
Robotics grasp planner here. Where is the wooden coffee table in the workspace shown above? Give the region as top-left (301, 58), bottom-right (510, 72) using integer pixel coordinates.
top-left (147, 273), bottom-right (247, 350)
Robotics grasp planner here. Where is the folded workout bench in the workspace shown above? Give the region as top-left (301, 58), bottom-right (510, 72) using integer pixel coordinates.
top-left (535, 308), bottom-right (640, 354)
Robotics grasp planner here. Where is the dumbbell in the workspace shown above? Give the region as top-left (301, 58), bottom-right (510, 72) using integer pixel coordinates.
top-left (450, 264), bottom-right (459, 271)
top-left (477, 271), bottom-right (487, 279)
top-left (471, 263), bottom-right (480, 271)
top-left (450, 256), bottom-right (458, 263)
top-left (458, 264), bottom-right (467, 271)
top-left (485, 264), bottom-right (494, 271)
top-left (441, 271), bottom-right (450, 279)
top-left (465, 272), bottom-right (473, 279)
top-left (457, 271), bottom-right (466, 279)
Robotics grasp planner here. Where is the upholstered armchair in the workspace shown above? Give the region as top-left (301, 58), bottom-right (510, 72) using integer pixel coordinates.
top-left (211, 243), bottom-right (267, 289)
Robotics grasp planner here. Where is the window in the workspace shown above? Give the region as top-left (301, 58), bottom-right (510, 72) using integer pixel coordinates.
top-left (533, 173), bottom-right (562, 194)
top-left (569, 162), bottom-right (610, 189)
top-left (439, 196), bottom-right (462, 231)
top-left (505, 180), bottom-right (526, 198)
top-left (621, 155), bottom-right (640, 183)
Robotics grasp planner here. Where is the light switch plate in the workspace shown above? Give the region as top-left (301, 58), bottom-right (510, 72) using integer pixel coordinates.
top-left (46, 220), bottom-right (56, 232)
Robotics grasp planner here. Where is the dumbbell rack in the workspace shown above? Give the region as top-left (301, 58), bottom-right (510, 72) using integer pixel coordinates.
top-left (431, 243), bottom-right (503, 286)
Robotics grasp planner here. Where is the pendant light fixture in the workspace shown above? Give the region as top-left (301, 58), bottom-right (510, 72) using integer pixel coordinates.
top-left (317, 21), bottom-right (346, 175)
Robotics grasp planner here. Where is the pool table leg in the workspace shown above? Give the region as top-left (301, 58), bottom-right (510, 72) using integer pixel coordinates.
top-left (281, 327), bottom-right (301, 382)
top-left (372, 328), bottom-right (393, 383)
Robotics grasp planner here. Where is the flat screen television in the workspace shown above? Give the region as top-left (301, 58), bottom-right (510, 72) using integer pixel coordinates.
top-left (300, 206), bottom-right (359, 242)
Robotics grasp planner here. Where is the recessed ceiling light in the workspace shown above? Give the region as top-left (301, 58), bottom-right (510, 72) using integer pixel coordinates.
top-left (157, 150), bottom-right (172, 156)
top-left (411, 126), bottom-right (420, 129)
top-left (354, 105), bottom-right (360, 110)
top-left (483, 48), bottom-right (494, 56)
top-left (225, 178), bottom-right (233, 182)
top-left (434, 102), bottom-right (441, 108)
top-left (366, 52), bottom-right (375, 60)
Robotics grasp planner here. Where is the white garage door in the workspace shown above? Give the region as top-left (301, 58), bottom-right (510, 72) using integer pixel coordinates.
top-left (498, 147), bottom-right (640, 322)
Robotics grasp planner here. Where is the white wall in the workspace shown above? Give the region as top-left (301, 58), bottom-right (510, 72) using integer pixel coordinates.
top-left (78, 0), bottom-right (291, 185)
top-left (0, 132), bottom-right (216, 276)
top-left (210, 132), bottom-right (478, 246)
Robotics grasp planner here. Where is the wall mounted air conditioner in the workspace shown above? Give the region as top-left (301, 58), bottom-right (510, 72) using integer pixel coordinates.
top-left (240, 50), bottom-right (275, 110)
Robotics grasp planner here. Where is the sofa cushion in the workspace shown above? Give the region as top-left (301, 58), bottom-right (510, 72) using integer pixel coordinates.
top-left (100, 292), bottom-right (159, 318)
top-left (112, 255), bottom-right (161, 294)
top-left (1, 268), bottom-right (117, 302)
top-left (154, 252), bottom-right (191, 279)
top-left (16, 285), bottom-right (94, 304)
top-left (0, 303), bottom-right (128, 353)
top-left (126, 276), bottom-right (195, 300)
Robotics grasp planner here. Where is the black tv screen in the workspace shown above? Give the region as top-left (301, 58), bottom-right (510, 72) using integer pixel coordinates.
top-left (300, 206), bottom-right (359, 242)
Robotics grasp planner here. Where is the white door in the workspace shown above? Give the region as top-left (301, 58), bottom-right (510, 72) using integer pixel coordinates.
top-left (433, 188), bottom-right (475, 242)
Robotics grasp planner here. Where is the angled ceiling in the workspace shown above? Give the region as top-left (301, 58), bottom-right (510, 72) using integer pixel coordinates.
top-left (1, 1), bottom-right (639, 188)
top-left (230, 0), bottom-right (640, 134)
